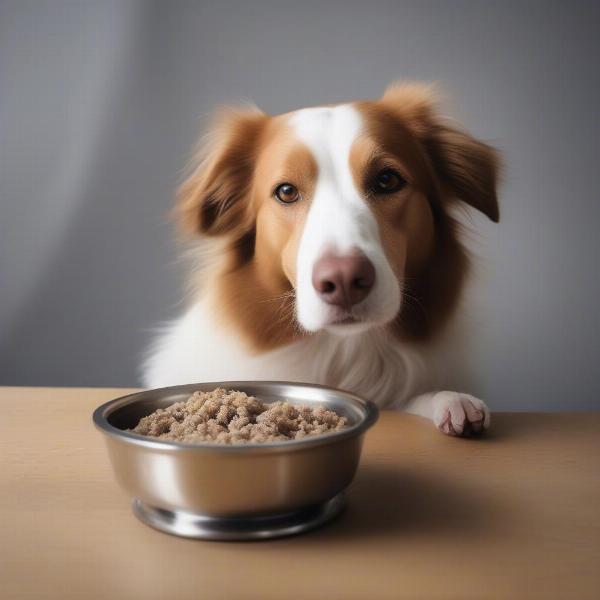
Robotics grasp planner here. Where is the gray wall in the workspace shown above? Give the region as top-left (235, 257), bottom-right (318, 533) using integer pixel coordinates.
top-left (1, 0), bottom-right (598, 410)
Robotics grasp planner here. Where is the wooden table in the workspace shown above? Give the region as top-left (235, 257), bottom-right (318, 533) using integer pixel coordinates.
top-left (1, 387), bottom-right (599, 599)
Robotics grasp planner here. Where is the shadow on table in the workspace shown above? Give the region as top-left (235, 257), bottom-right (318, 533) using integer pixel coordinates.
top-left (308, 463), bottom-right (498, 543)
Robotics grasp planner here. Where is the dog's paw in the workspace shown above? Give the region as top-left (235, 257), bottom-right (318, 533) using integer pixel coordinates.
top-left (432, 392), bottom-right (490, 437)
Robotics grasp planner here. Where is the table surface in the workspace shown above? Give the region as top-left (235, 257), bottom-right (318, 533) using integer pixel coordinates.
top-left (1, 387), bottom-right (599, 600)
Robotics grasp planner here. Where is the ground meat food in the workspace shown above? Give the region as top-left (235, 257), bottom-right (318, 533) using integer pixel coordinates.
top-left (129, 388), bottom-right (348, 444)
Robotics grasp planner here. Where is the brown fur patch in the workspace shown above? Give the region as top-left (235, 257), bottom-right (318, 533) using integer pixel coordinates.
top-left (178, 111), bottom-right (318, 352)
top-left (380, 82), bottom-right (500, 222)
top-left (350, 83), bottom-right (499, 341)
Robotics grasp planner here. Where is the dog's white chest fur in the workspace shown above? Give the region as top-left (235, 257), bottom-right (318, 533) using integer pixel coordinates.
top-left (143, 299), bottom-right (432, 408)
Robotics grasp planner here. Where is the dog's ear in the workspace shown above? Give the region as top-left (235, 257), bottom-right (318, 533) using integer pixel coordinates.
top-left (177, 106), bottom-right (267, 237)
top-left (382, 82), bottom-right (500, 223)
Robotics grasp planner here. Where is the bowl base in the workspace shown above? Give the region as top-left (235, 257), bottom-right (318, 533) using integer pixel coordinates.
top-left (131, 493), bottom-right (346, 541)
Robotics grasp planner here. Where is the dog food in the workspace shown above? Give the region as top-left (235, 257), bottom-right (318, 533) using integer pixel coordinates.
top-left (129, 387), bottom-right (347, 444)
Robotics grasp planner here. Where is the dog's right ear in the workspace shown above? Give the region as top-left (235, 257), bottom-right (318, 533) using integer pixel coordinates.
top-left (381, 82), bottom-right (500, 223)
top-left (177, 106), bottom-right (267, 237)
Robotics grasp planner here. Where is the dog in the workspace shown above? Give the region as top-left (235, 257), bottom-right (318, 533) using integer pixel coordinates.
top-left (143, 82), bottom-right (499, 436)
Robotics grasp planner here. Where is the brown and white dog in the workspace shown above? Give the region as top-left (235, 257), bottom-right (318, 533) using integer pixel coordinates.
top-left (143, 82), bottom-right (499, 436)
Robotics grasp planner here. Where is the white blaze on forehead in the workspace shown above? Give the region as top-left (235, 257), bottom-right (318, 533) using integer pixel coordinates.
top-left (290, 104), bottom-right (379, 253)
top-left (289, 104), bottom-right (401, 332)
top-left (291, 104), bottom-right (362, 204)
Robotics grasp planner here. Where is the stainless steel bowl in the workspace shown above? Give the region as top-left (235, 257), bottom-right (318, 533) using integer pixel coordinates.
top-left (93, 381), bottom-right (378, 540)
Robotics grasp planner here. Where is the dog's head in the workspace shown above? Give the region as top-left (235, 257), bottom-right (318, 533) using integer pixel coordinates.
top-left (178, 83), bottom-right (499, 346)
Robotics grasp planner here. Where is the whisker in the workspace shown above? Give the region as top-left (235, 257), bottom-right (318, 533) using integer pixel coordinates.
top-left (257, 290), bottom-right (296, 304)
top-left (400, 288), bottom-right (429, 324)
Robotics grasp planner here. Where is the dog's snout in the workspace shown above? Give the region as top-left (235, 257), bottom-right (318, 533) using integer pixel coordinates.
top-left (312, 251), bottom-right (376, 307)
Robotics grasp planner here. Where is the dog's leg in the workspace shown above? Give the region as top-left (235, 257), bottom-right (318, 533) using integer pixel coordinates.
top-left (404, 391), bottom-right (491, 436)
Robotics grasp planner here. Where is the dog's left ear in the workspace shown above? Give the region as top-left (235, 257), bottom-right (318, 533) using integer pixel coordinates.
top-left (382, 82), bottom-right (500, 223)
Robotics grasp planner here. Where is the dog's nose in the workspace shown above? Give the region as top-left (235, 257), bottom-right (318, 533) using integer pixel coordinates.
top-left (312, 251), bottom-right (376, 307)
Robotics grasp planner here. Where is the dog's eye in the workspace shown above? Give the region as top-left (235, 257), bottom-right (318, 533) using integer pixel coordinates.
top-left (274, 183), bottom-right (300, 204)
top-left (371, 169), bottom-right (406, 195)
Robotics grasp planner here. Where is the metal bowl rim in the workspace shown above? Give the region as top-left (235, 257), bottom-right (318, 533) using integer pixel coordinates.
top-left (93, 380), bottom-right (379, 453)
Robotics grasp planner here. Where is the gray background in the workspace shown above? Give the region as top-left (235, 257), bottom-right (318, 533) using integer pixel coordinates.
top-left (1, 0), bottom-right (598, 410)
